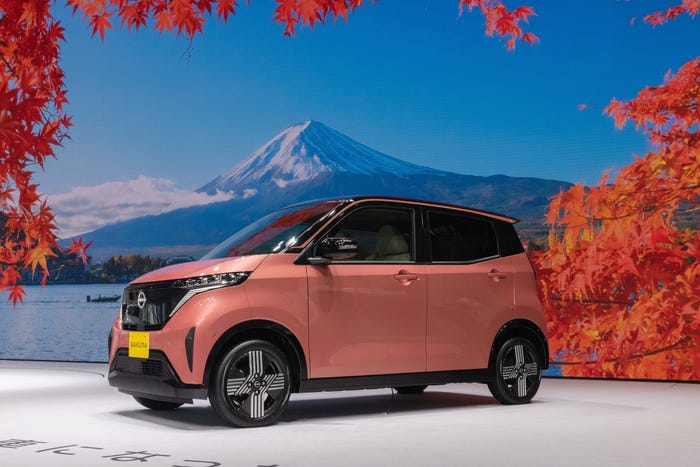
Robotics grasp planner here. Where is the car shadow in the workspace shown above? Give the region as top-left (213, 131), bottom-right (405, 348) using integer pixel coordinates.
top-left (281, 390), bottom-right (498, 423)
top-left (112, 389), bottom-right (498, 429)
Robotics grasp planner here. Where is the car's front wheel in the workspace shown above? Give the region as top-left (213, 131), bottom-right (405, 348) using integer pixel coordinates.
top-left (209, 340), bottom-right (292, 428)
top-left (488, 337), bottom-right (541, 404)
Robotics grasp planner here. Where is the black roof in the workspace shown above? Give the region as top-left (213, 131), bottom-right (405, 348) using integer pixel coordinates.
top-left (283, 195), bottom-right (519, 223)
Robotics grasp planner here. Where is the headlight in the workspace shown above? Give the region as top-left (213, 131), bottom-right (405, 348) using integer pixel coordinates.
top-left (121, 272), bottom-right (252, 330)
top-left (172, 272), bottom-right (251, 289)
top-left (170, 272), bottom-right (251, 316)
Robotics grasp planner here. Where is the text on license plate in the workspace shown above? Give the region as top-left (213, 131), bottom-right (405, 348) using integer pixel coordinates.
top-left (128, 332), bottom-right (149, 359)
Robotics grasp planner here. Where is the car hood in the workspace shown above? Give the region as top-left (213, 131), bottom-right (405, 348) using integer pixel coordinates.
top-left (129, 255), bottom-right (268, 285)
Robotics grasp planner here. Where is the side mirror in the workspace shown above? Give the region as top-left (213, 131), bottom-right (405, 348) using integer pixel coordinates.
top-left (313, 237), bottom-right (359, 262)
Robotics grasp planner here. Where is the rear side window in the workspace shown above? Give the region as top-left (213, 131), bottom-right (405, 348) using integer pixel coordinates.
top-left (428, 211), bottom-right (498, 262)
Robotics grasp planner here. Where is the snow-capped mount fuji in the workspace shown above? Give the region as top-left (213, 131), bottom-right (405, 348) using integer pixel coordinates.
top-left (77, 121), bottom-right (573, 259)
top-left (198, 120), bottom-right (441, 195)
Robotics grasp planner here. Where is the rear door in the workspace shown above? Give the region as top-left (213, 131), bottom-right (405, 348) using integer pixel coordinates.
top-left (307, 204), bottom-right (427, 378)
top-left (425, 209), bottom-right (515, 371)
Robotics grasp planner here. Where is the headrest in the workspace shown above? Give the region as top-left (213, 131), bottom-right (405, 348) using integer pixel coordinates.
top-left (377, 225), bottom-right (408, 256)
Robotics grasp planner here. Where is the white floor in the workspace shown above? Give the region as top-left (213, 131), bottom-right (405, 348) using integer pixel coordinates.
top-left (1, 360), bottom-right (698, 467)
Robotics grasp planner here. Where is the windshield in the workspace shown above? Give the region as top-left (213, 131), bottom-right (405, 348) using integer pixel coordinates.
top-left (202, 200), bottom-right (344, 259)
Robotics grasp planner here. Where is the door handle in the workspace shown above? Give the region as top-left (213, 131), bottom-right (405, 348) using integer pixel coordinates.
top-left (487, 269), bottom-right (508, 282)
top-left (394, 270), bottom-right (420, 283)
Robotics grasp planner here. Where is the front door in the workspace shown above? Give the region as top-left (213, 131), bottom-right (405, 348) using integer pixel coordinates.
top-left (306, 205), bottom-right (427, 378)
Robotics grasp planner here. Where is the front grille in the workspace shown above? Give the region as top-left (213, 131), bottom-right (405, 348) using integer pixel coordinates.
top-left (121, 282), bottom-right (188, 331)
top-left (113, 350), bottom-right (177, 380)
top-left (141, 359), bottom-right (166, 377)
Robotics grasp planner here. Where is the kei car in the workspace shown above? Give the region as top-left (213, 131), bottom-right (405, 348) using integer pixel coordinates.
top-left (108, 196), bottom-right (548, 427)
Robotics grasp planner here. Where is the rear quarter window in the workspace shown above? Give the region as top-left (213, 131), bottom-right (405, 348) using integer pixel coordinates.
top-left (428, 211), bottom-right (499, 262)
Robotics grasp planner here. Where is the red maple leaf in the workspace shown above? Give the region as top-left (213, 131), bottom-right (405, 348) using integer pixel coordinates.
top-left (91, 12), bottom-right (114, 40)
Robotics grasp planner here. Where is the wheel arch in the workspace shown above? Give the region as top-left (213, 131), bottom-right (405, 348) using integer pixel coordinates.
top-left (204, 320), bottom-right (307, 392)
top-left (489, 319), bottom-right (549, 373)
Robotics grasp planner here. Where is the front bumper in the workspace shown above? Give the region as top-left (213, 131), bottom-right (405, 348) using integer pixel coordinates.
top-left (108, 349), bottom-right (208, 403)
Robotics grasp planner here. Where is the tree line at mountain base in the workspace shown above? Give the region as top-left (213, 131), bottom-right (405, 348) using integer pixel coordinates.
top-left (19, 253), bottom-right (172, 285)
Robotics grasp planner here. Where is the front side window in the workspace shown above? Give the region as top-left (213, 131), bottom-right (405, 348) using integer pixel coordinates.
top-left (321, 207), bottom-right (415, 262)
top-left (428, 211), bottom-right (498, 262)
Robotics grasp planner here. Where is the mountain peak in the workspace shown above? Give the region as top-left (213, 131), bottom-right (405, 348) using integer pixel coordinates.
top-left (300, 119), bottom-right (327, 128)
top-left (198, 121), bottom-right (440, 195)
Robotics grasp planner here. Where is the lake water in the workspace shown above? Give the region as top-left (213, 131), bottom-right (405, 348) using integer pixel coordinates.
top-left (0, 284), bottom-right (126, 362)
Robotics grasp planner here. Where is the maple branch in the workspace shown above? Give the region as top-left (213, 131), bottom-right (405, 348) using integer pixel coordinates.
top-left (551, 185), bottom-right (699, 227)
top-left (552, 336), bottom-right (691, 366)
top-left (677, 205), bottom-right (700, 214)
top-left (0, 42), bottom-right (19, 80)
top-left (546, 296), bottom-right (635, 307)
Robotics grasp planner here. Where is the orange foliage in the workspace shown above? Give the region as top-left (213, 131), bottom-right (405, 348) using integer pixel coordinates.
top-left (0, 1), bottom-right (77, 304)
top-left (459, 1), bottom-right (537, 50)
top-left (644, 0), bottom-right (699, 26)
top-left (65, 0), bottom-right (372, 39)
top-left (534, 57), bottom-right (700, 379)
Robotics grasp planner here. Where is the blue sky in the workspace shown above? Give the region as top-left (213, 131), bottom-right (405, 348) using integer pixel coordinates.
top-left (38, 1), bottom-right (698, 236)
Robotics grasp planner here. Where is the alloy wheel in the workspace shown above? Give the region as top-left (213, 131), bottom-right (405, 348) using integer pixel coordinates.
top-left (210, 340), bottom-right (291, 427)
top-left (488, 337), bottom-right (541, 404)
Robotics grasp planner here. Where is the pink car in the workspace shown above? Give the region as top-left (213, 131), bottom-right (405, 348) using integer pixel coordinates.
top-left (108, 197), bottom-right (548, 427)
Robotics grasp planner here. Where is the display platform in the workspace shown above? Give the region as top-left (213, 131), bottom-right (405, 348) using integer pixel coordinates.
top-left (1, 360), bottom-right (698, 466)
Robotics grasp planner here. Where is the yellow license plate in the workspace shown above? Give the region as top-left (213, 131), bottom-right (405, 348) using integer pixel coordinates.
top-left (128, 332), bottom-right (150, 359)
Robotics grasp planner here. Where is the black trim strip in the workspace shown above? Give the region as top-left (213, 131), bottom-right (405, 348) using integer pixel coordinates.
top-left (299, 369), bottom-right (491, 393)
top-left (185, 327), bottom-right (195, 372)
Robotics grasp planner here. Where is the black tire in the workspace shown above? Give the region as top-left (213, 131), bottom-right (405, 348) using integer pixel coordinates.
top-left (209, 340), bottom-right (292, 428)
top-left (394, 385), bottom-right (428, 394)
top-left (133, 396), bottom-right (184, 411)
top-left (488, 337), bottom-right (541, 405)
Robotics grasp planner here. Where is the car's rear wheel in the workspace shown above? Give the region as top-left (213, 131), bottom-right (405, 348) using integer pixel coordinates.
top-left (209, 340), bottom-right (291, 428)
top-left (394, 385), bottom-right (428, 394)
top-left (133, 396), bottom-right (184, 411)
top-left (488, 337), bottom-right (541, 404)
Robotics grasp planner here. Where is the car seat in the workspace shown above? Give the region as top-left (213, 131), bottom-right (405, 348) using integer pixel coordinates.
top-left (375, 225), bottom-right (410, 261)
